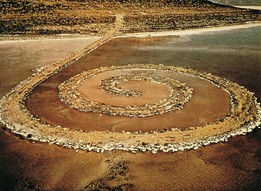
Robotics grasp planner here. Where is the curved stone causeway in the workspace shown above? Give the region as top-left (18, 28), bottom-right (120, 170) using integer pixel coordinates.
top-left (0, 15), bottom-right (260, 153)
top-left (0, 61), bottom-right (260, 153)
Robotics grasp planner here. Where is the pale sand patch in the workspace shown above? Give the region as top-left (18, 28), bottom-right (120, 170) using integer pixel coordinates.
top-left (0, 35), bottom-right (102, 45)
top-left (234, 6), bottom-right (261, 11)
top-left (121, 22), bottom-right (261, 38)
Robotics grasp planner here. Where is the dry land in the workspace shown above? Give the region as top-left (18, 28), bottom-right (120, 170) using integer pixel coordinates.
top-left (1, 0), bottom-right (261, 35)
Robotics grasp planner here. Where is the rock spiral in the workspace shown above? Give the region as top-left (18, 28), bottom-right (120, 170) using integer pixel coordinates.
top-left (58, 67), bottom-right (194, 117)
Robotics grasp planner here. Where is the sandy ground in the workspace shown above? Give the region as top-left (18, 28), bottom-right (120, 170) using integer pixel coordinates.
top-left (235, 6), bottom-right (261, 11)
top-left (0, 26), bottom-right (260, 190)
top-left (0, 128), bottom-right (260, 191)
top-left (0, 36), bottom-right (101, 98)
top-left (122, 22), bottom-right (261, 38)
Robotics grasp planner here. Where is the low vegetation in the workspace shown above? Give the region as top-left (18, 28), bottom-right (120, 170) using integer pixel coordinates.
top-left (0, 0), bottom-right (260, 35)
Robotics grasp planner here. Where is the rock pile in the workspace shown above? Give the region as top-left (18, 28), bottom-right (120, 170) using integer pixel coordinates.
top-left (59, 69), bottom-right (193, 117)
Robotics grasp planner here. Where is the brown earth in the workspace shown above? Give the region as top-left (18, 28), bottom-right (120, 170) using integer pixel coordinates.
top-left (0, 32), bottom-right (260, 190)
top-left (0, 126), bottom-right (260, 191)
top-left (1, 0), bottom-right (260, 35)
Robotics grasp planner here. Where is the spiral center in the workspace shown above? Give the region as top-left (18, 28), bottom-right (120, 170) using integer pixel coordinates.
top-left (58, 65), bottom-right (194, 117)
top-left (100, 75), bottom-right (143, 97)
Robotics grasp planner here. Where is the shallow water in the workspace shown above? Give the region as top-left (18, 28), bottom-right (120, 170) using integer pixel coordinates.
top-left (134, 26), bottom-right (261, 100)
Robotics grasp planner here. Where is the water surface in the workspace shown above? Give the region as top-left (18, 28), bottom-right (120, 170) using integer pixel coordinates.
top-left (134, 26), bottom-right (261, 100)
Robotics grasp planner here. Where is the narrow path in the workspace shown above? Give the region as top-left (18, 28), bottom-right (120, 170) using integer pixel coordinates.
top-left (0, 14), bottom-right (125, 140)
top-left (71, 13), bottom-right (124, 60)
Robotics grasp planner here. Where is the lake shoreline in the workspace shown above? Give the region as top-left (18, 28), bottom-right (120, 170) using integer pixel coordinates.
top-left (121, 21), bottom-right (261, 37)
top-left (1, 21), bottom-right (260, 43)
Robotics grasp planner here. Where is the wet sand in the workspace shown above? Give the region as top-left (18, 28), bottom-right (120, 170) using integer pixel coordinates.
top-left (1, 26), bottom-right (261, 190)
